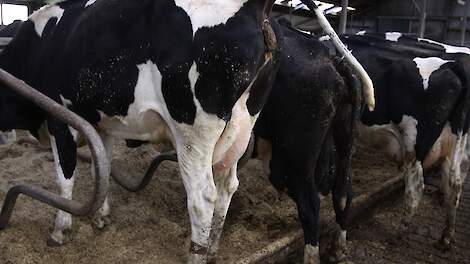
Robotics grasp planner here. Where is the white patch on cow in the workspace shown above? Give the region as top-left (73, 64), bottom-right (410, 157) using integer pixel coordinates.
top-left (174, 0), bottom-right (249, 36)
top-left (85, 0), bottom-right (97, 7)
top-left (398, 115), bottom-right (418, 153)
top-left (97, 60), bottom-right (173, 143)
top-left (319, 35), bottom-right (330, 42)
top-left (419, 38), bottom-right (470, 55)
top-left (29, 5), bottom-right (65, 37)
top-left (304, 244), bottom-right (320, 264)
top-left (413, 57), bottom-right (452, 90)
top-left (49, 135), bottom-right (74, 244)
top-left (385, 32), bottom-right (402, 42)
top-left (356, 30), bottom-right (366, 35)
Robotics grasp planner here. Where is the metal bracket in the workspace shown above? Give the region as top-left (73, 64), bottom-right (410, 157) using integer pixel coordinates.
top-left (0, 68), bottom-right (110, 229)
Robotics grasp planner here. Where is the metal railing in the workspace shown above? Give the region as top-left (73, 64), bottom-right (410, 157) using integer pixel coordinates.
top-left (0, 68), bottom-right (109, 229)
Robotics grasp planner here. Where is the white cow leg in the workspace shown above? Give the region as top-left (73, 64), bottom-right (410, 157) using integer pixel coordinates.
top-left (439, 132), bottom-right (464, 249)
top-left (48, 136), bottom-right (75, 246)
top-left (397, 116), bottom-right (424, 217)
top-left (178, 143), bottom-right (218, 264)
top-left (207, 165), bottom-right (239, 263)
top-left (404, 159), bottom-right (424, 217)
top-left (92, 133), bottom-right (113, 229)
top-left (303, 244), bottom-right (320, 264)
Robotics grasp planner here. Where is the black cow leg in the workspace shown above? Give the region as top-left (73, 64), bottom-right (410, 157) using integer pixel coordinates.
top-left (294, 185), bottom-right (321, 264)
top-left (328, 104), bottom-right (354, 263)
top-left (329, 189), bottom-right (351, 263)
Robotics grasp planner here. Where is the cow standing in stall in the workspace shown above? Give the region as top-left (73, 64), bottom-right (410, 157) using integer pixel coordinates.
top-left (0, 1), bottom-right (375, 263)
top-left (251, 19), bottom-right (362, 264)
top-left (128, 16), bottom-right (366, 263)
top-left (0, 0), bottom-right (283, 262)
top-left (340, 33), bottom-right (470, 249)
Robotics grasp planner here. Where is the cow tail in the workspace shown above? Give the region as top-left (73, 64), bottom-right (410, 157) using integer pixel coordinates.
top-left (334, 57), bottom-right (363, 144)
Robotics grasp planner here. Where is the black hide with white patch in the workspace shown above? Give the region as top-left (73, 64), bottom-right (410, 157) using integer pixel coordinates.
top-left (341, 34), bottom-right (470, 162)
top-left (0, 0), bottom-right (275, 179)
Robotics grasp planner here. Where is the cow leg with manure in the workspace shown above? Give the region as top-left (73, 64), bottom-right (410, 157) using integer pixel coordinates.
top-left (439, 131), bottom-right (465, 249)
top-left (207, 164), bottom-right (239, 263)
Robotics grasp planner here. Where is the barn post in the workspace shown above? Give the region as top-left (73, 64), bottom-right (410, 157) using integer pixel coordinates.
top-left (419, 0), bottom-right (428, 38)
top-left (461, 0), bottom-right (468, 45)
top-left (339, 0), bottom-right (349, 34)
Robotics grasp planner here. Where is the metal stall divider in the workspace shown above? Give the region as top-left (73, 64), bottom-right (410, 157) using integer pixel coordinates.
top-left (0, 68), bottom-right (110, 228)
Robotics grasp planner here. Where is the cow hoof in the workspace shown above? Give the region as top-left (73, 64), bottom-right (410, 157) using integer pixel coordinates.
top-left (47, 237), bottom-right (63, 247)
top-left (92, 216), bottom-right (111, 230)
top-left (327, 246), bottom-right (347, 263)
top-left (47, 228), bottom-right (72, 247)
top-left (47, 234), bottom-right (68, 247)
top-left (435, 231), bottom-right (455, 251)
top-left (187, 253), bottom-right (206, 264)
top-left (206, 254), bottom-right (217, 264)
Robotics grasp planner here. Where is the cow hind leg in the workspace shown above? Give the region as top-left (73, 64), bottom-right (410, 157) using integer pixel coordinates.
top-left (48, 136), bottom-right (75, 246)
top-left (438, 132), bottom-right (464, 250)
top-left (329, 105), bottom-right (353, 263)
top-left (329, 182), bottom-right (352, 263)
top-left (403, 159), bottom-right (424, 217)
top-left (207, 165), bottom-right (239, 263)
top-left (399, 116), bottom-right (425, 217)
top-left (92, 133), bottom-right (113, 229)
top-left (177, 142), bottom-right (219, 264)
top-left (294, 185), bottom-right (321, 264)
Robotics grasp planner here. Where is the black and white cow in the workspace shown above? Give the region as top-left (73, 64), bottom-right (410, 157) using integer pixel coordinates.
top-left (0, 0), bottom-right (283, 262)
top-left (340, 33), bottom-right (470, 249)
top-left (0, 0), bottom-right (374, 263)
top-left (0, 20), bottom-right (21, 144)
top-left (251, 20), bottom-right (362, 264)
top-left (129, 19), bottom-right (362, 263)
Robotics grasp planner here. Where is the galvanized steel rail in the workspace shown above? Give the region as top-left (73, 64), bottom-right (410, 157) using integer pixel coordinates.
top-left (0, 68), bottom-right (109, 228)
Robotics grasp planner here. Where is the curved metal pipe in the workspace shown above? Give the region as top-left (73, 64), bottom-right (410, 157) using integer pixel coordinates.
top-left (0, 68), bottom-right (109, 229)
top-left (112, 133), bottom-right (254, 193)
top-left (111, 150), bottom-right (177, 192)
